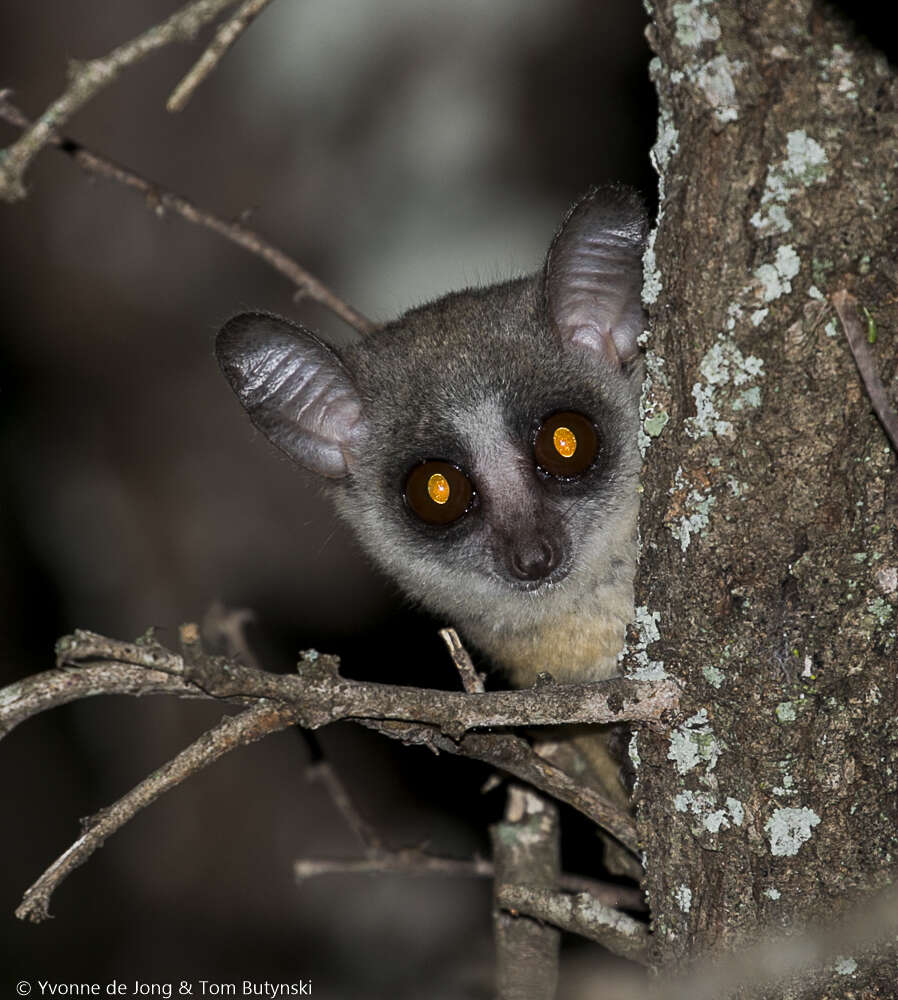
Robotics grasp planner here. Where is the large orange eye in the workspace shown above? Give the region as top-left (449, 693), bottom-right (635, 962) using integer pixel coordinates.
top-left (404, 461), bottom-right (474, 525)
top-left (533, 411), bottom-right (598, 478)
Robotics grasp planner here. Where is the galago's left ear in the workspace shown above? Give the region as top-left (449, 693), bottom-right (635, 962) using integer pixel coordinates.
top-left (544, 185), bottom-right (648, 366)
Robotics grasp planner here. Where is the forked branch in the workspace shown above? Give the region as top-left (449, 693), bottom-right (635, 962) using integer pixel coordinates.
top-left (0, 0), bottom-right (243, 201)
top-left (2, 627), bottom-right (677, 919)
top-left (16, 701), bottom-right (298, 923)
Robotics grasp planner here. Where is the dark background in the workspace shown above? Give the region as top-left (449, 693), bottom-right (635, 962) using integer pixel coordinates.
top-left (0, 2), bottom-right (654, 996)
top-left (3, 2), bottom-right (895, 996)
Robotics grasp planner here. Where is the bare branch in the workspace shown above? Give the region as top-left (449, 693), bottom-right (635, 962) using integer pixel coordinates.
top-left (0, 663), bottom-right (206, 741)
top-left (0, 0), bottom-right (242, 201)
top-left (3, 628), bottom-right (667, 855)
top-left (833, 289), bottom-right (898, 454)
top-left (42, 630), bottom-right (679, 735)
top-left (361, 718), bottom-right (641, 853)
top-left (294, 846), bottom-right (646, 910)
top-left (0, 96), bottom-right (375, 334)
top-left (497, 885), bottom-right (650, 965)
top-left (167, 0), bottom-right (279, 112)
top-left (16, 701), bottom-right (299, 923)
top-left (439, 627), bottom-right (486, 693)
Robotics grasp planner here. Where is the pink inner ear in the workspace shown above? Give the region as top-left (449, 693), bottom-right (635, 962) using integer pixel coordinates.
top-left (570, 324), bottom-right (622, 366)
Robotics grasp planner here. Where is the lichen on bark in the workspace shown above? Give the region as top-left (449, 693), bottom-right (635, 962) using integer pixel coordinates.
top-left (632, 0), bottom-right (898, 990)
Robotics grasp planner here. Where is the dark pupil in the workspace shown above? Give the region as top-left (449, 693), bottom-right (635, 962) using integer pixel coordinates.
top-left (534, 411), bottom-right (598, 477)
top-left (404, 461), bottom-right (473, 524)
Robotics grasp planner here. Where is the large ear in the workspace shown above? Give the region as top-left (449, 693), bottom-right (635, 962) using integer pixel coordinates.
top-left (216, 312), bottom-right (365, 479)
top-left (545, 186), bottom-right (648, 366)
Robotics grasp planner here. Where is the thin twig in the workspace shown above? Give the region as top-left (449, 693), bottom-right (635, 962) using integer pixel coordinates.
top-left (833, 288), bottom-right (898, 454)
top-left (201, 601), bottom-right (259, 665)
top-left (497, 884), bottom-right (650, 965)
top-left (306, 759), bottom-right (385, 853)
top-left (439, 627), bottom-right (486, 693)
top-left (167, 0), bottom-right (278, 112)
top-left (0, 96), bottom-right (375, 334)
top-left (294, 847), bottom-right (646, 910)
top-left (295, 848), bottom-right (492, 882)
top-left (0, 0), bottom-right (242, 201)
top-left (16, 701), bottom-right (299, 923)
top-left (361, 720), bottom-right (640, 855)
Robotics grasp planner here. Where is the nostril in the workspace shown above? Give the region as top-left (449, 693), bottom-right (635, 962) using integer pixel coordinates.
top-left (509, 538), bottom-right (558, 581)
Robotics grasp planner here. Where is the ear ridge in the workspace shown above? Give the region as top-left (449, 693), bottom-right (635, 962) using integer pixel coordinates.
top-left (545, 185), bottom-right (648, 366)
top-left (216, 312), bottom-right (364, 479)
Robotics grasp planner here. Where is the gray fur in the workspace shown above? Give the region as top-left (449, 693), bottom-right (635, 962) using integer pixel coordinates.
top-left (216, 187), bottom-right (647, 685)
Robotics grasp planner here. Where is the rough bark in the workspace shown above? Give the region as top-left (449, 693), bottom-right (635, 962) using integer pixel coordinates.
top-left (630, 0), bottom-right (898, 993)
top-left (491, 787), bottom-right (561, 1000)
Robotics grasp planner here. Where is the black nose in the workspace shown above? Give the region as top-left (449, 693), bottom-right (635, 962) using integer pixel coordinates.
top-left (508, 537), bottom-right (559, 582)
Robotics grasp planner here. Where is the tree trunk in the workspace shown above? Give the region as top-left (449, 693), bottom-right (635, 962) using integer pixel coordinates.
top-left (632, 0), bottom-right (898, 991)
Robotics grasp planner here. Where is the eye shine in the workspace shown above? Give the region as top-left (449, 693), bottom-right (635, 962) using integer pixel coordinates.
top-left (427, 472), bottom-right (450, 504)
top-left (534, 410), bottom-right (599, 478)
top-left (553, 425), bottom-right (577, 458)
top-left (403, 460), bottom-right (474, 525)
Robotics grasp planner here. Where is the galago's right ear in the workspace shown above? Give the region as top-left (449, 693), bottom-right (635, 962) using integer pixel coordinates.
top-left (216, 312), bottom-right (365, 479)
top-left (544, 185), bottom-right (648, 368)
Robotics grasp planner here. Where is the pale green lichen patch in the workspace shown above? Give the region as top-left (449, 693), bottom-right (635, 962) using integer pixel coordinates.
top-left (751, 308), bottom-right (769, 326)
top-left (765, 806), bottom-right (821, 856)
top-left (685, 340), bottom-right (765, 439)
top-left (764, 887), bottom-right (781, 900)
top-left (651, 106), bottom-right (680, 182)
top-left (674, 789), bottom-right (744, 834)
top-left (776, 701), bottom-right (797, 723)
top-left (703, 664), bottom-right (725, 688)
top-left (642, 230), bottom-right (662, 307)
top-left (754, 244), bottom-right (801, 302)
top-left (643, 107), bottom-right (679, 308)
top-left (751, 131), bottom-right (829, 235)
top-left (668, 709), bottom-right (721, 775)
top-left (834, 956), bottom-right (858, 976)
top-left (688, 54), bottom-right (743, 124)
top-left (726, 798), bottom-right (745, 826)
top-left (624, 606), bottom-right (668, 680)
top-left (639, 353), bottom-right (672, 455)
top-left (675, 884), bottom-right (693, 913)
top-left (867, 596), bottom-right (894, 626)
top-left (670, 481), bottom-right (716, 552)
top-left (644, 411), bottom-right (670, 438)
top-left (732, 386), bottom-right (762, 411)
top-left (672, 0), bottom-right (720, 47)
